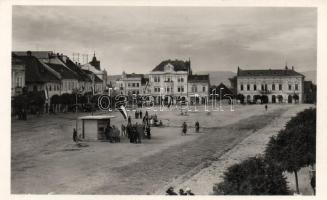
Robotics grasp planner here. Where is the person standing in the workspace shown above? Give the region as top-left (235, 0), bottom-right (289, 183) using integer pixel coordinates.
top-left (182, 122), bottom-right (187, 136)
top-left (140, 110), bottom-right (143, 119)
top-left (265, 104), bottom-right (268, 111)
top-left (136, 122), bottom-right (143, 143)
top-left (73, 128), bottom-right (78, 143)
top-left (195, 121), bottom-right (200, 133)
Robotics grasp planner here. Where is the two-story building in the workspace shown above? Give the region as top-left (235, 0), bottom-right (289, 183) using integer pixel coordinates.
top-left (148, 59), bottom-right (191, 100)
top-left (236, 66), bottom-right (305, 103)
top-left (188, 74), bottom-right (210, 104)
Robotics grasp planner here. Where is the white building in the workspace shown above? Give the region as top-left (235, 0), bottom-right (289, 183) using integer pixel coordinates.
top-left (236, 66), bottom-right (305, 103)
top-left (115, 72), bottom-right (149, 95)
top-left (148, 59), bottom-right (191, 98)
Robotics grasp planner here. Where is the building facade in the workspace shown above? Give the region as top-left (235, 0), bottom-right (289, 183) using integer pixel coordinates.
top-left (188, 74), bottom-right (210, 104)
top-left (236, 66), bottom-right (305, 103)
top-left (11, 56), bottom-right (25, 96)
top-left (148, 60), bottom-right (191, 98)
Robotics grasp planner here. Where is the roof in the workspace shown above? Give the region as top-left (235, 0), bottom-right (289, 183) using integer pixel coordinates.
top-left (188, 74), bottom-right (209, 83)
top-left (82, 70), bottom-right (103, 83)
top-left (78, 115), bottom-right (116, 120)
top-left (237, 67), bottom-right (304, 77)
top-left (125, 73), bottom-right (144, 78)
top-left (214, 83), bottom-right (234, 95)
top-left (13, 51), bottom-right (53, 59)
top-left (12, 54), bottom-right (60, 83)
top-left (46, 62), bottom-right (79, 79)
top-left (62, 57), bottom-right (92, 82)
top-left (152, 59), bottom-right (191, 72)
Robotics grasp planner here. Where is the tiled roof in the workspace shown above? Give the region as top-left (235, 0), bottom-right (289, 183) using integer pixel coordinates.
top-left (13, 51), bottom-right (53, 59)
top-left (62, 58), bottom-right (92, 82)
top-left (125, 73), bottom-right (144, 78)
top-left (46, 63), bottom-right (79, 79)
top-left (152, 59), bottom-right (191, 72)
top-left (188, 74), bottom-right (209, 83)
top-left (13, 54), bottom-right (60, 83)
top-left (237, 67), bottom-right (304, 77)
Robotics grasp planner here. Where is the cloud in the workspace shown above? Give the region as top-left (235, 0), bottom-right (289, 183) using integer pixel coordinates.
top-left (12, 6), bottom-right (317, 74)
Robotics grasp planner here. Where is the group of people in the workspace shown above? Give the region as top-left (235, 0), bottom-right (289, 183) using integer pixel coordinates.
top-left (166, 186), bottom-right (194, 195)
top-left (182, 121), bottom-right (200, 135)
top-left (105, 123), bottom-right (121, 143)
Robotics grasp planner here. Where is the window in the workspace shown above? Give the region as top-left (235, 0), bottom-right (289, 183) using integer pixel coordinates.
top-left (295, 84), bottom-right (298, 90)
top-left (279, 84), bottom-right (282, 90)
top-left (128, 83), bottom-right (131, 87)
top-left (261, 84), bottom-right (264, 91)
top-left (178, 87), bottom-right (181, 92)
top-left (167, 87), bottom-right (170, 92)
top-left (181, 77), bottom-right (184, 82)
top-left (265, 84), bottom-right (268, 91)
top-left (247, 84), bottom-right (250, 91)
top-left (241, 84), bottom-right (244, 91)
top-left (202, 86), bottom-right (206, 92)
top-left (136, 83), bottom-right (139, 87)
top-left (132, 83), bottom-right (135, 87)
top-left (272, 84), bottom-right (275, 91)
top-left (192, 85), bottom-right (197, 92)
top-left (154, 76), bottom-right (160, 82)
top-left (181, 86), bottom-right (184, 92)
top-left (254, 85), bottom-right (257, 91)
top-left (288, 84), bottom-right (292, 90)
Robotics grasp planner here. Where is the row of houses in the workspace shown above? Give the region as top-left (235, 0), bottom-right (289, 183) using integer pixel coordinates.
top-left (11, 51), bottom-right (108, 103)
top-left (112, 59), bottom-right (315, 104)
top-left (112, 59), bottom-right (211, 104)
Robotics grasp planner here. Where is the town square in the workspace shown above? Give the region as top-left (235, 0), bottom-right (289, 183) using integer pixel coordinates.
top-left (7, 5), bottom-right (318, 196)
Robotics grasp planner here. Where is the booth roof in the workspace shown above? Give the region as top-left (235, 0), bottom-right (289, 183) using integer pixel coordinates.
top-left (78, 115), bottom-right (116, 120)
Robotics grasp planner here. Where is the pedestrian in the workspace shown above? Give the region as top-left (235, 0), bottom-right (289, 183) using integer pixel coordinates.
top-left (185, 187), bottom-right (194, 195)
top-left (136, 122), bottom-right (143, 143)
top-left (140, 110), bottom-right (143, 119)
top-left (166, 187), bottom-right (177, 195)
top-left (179, 189), bottom-right (187, 195)
top-left (73, 128), bottom-right (78, 143)
top-left (131, 124), bottom-right (137, 143)
top-left (182, 122), bottom-right (187, 136)
top-left (195, 121), bottom-right (200, 133)
top-left (146, 124), bottom-right (151, 139)
top-left (265, 104), bottom-right (268, 111)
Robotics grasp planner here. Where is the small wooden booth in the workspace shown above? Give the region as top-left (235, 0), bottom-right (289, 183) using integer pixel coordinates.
top-left (77, 115), bottom-right (116, 140)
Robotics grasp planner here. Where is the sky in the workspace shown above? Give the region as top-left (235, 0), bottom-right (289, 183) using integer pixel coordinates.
top-left (12, 6), bottom-right (317, 75)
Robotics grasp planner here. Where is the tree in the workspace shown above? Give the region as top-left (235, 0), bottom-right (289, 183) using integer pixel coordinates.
top-left (213, 156), bottom-right (289, 195)
top-left (265, 108), bottom-right (316, 194)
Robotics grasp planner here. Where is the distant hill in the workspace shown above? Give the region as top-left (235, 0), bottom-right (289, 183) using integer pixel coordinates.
top-left (301, 70), bottom-right (316, 84)
top-left (196, 71), bottom-right (236, 87)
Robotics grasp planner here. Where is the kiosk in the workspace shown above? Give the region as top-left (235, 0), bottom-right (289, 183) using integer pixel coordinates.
top-left (77, 115), bottom-right (116, 140)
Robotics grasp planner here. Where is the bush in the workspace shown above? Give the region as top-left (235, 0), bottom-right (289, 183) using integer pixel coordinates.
top-left (213, 156), bottom-right (289, 195)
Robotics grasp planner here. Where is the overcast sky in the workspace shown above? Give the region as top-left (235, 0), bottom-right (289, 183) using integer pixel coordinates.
top-left (12, 6), bottom-right (317, 75)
